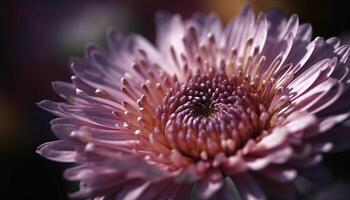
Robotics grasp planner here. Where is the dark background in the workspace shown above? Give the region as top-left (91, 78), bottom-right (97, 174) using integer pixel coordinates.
top-left (2, 0), bottom-right (350, 199)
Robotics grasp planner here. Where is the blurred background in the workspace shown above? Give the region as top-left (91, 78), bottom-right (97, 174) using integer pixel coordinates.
top-left (2, 0), bottom-right (350, 199)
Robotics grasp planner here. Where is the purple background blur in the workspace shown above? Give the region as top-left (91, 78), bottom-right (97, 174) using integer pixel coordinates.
top-left (3, 0), bottom-right (350, 199)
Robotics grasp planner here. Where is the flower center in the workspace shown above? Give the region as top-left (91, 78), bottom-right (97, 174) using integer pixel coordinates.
top-left (156, 70), bottom-right (273, 160)
top-left (194, 102), bottom-right (215, 118)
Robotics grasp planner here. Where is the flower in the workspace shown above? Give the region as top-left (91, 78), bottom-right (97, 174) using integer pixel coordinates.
top-left (37, 5), bottom-right (350, 200)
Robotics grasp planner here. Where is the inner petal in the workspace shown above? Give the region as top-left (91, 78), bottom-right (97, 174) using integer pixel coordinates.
top-left (156, 70), bottom-right (274, 160)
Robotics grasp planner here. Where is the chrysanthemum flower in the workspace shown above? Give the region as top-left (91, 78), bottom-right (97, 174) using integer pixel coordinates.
top-left (37, 5), bottom-right (350, 200)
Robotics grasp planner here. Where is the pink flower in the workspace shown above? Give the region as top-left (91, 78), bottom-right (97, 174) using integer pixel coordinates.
top-left (37, 5), bottom-right (350, 200)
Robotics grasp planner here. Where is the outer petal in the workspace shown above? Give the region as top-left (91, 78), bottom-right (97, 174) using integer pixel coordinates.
top-left (155, 11), bottom-right (186, 75)
top-left (196, 170), bottom-right (224, 199)
top-left (232, 173), bottom-right (266, 200)
top-left (224, 6), bottom-right (267, 57)
top-left (37, 140), bottom-right (77, 162)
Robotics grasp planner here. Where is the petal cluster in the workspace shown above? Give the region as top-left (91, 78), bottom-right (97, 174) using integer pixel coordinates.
top-left (37, 6), bottom-right (350, 200)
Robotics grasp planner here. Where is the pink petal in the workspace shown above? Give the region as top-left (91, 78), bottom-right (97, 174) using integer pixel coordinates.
top-left (197, 170), bottom-right (224, 199)
top-left (36, 140), bottom-right (76, 162)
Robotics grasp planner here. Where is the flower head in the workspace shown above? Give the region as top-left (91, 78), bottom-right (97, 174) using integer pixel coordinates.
top-left (37, 5), bottom-right (350, 200)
